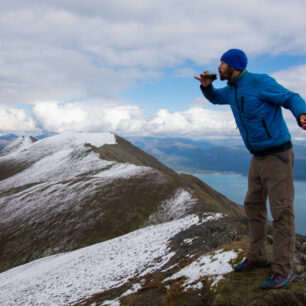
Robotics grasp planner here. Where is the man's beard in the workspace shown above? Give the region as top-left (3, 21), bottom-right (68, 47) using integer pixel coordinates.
top-left (219, 66), bottom-right (236, 81)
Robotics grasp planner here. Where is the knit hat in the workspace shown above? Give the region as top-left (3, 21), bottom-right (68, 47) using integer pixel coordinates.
top-left (220, 49), bottom-right (248, 71)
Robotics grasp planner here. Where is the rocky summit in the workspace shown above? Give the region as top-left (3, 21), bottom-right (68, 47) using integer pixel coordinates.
top-left (0, 132), bottom-right (305, 305)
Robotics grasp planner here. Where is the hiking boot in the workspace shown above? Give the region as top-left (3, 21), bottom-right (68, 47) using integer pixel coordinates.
top-left (261, 272), bottom-right (291, 289)
top-left (234, 258), bottom-right (271, 272)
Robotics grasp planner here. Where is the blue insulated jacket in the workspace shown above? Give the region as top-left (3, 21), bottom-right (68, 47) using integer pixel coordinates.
top-left (201, 71), bottom-right (306, 153)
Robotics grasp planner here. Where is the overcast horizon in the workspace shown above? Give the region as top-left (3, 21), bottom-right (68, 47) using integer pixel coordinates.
top-left (1, 0), bottom-right (306, 140)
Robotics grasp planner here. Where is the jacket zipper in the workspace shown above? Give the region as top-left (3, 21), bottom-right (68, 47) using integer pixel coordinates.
top-left (234, 87), bottom-right (250, 148)
top-left (262, 119), bottom-right (271, 138)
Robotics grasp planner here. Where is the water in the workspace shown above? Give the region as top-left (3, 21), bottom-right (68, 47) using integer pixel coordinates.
top-left (192, 173), bottom-right (306, 236)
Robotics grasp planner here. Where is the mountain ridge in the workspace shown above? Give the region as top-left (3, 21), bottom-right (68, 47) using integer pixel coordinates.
top-left (0, 132), bottom-right (305, 305)
top-left (0, 132), bottom-right (243, 274)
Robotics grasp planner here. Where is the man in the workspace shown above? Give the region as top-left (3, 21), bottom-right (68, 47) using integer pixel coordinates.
top-left (195, 49), bottom-right (306, 289)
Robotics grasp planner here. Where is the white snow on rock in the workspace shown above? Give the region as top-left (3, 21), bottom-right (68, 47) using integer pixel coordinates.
top-left (0, 136), bottom-right (36, 156)
top-left (0, 132), bottom-right (157, 223)
top-left (145, 188), bottom-right (197, 225)
top-left (94, 163), bottom-right (152, 180)
top-left (0, 132), bottom-right (116, 166)
top-left (164, 248), bottom-right (239, 290)
top-left (0, 132), bottom-right (153, 190)
top-left (2, 132), bottom-right (116, 158)
top-left (0, 213), bottom-right (224, 306)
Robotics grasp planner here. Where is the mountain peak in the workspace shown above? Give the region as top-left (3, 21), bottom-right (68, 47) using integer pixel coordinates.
top-left (0, 132), bottom-right (118, 183)
top-left (0, 135), bottom-right (37, 156)
top-left (37, 131), bottom-right (117, 149)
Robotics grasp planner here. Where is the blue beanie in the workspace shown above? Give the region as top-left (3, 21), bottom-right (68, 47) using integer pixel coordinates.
top-left (221, 49), bottom-right (248, 71)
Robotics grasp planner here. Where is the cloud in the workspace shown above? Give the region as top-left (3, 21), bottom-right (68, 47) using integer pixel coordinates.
top-left (174, 68), bottom-right (197, 78)
top-left (2, 98), bottom-right (305, 141)
top-left (32, 101), bottom-right (147, 135)
top-left (1, 0), bottom-right (306, 104)
top-left (29, 100), bottom-right (239, 138)
top-left (272, 64), bottom-right (306, 98)
top-left (271, 65), bottom-right (306, 139)
top-left (147, 107), bottom-right (238, 138)
top-left (0, 107), bottom-right (36, 133)
top-left (283, 109), bottom-right (306, 139)
top-left (29, 98), bottom-right (237, 137)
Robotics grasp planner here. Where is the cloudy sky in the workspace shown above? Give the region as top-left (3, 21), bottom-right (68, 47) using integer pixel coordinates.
top-left (1, 0), bottom-right (306, 140)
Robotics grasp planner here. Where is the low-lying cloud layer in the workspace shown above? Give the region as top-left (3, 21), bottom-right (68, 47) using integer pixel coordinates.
top-left (31, 101), bottom-right (238, 138)
top-left (1, 92), bottom-right (305, 140)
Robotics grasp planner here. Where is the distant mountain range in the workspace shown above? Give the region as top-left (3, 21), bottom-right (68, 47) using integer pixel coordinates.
top-left (128, 136), bottom-right (306, 181)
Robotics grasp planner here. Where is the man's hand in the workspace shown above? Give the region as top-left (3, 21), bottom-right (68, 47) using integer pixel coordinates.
top-left (194, 71), bottom-right (215, 88)
top-left (300, 114), bottom-right (306, 130)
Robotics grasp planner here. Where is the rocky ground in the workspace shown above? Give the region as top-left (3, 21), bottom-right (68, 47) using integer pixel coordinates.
top-left (77, 217), bottom-right (306, 306)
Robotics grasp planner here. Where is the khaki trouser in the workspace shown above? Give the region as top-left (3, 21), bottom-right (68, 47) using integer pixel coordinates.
top-left (244, 148), bottom-right (295, 277)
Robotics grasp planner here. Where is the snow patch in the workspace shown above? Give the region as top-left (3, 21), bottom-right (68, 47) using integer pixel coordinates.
top-left (183, 238), bottom-right (195, 245)
top-left (94, 163), bottom-right (152, 180)
top-left (164, 249), bottom-right (238, 290)
top-left (0, 213), bottom-right (224, 305)
top-left (145, 188), bottom-right (197, 225)
top-left (101, 283), bottom-right (142, 306)
top-left (121, 283), bottom-right (142, 298)
top-left (102, 300), bottom-right (120, 306)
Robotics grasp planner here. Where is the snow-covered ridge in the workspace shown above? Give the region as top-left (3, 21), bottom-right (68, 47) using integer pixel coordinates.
top-left (0, 132), bottom-right (117, 159)
top-left (0, 135), bottom-right (36, 156)
top-left (0, 132), bottom-right (154, 190)
top-left (0, 213), bottom-right (227, 306)
top-left (0, 132), bottom-right (118, 171)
